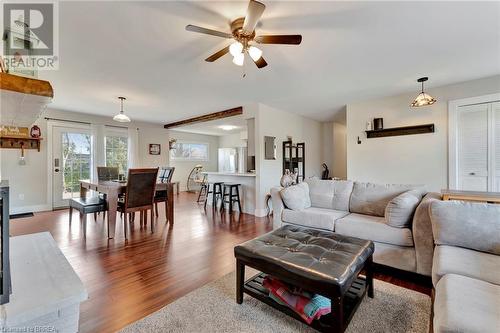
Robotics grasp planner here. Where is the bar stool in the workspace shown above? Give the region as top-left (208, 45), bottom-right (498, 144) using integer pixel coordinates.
top-left (204, 182), bottom-right (224, 209)
top-left (221, 183), bottom-right (242, 213)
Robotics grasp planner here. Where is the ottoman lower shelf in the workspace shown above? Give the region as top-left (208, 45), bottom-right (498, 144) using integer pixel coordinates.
top-left (243, 272), bottom-right (367, 333)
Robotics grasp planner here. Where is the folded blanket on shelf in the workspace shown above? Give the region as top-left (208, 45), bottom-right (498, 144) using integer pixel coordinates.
top-left (263, 276), bottom-right (331, 324)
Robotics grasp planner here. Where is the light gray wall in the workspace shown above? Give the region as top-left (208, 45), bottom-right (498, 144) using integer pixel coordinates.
top-left (218, 132), bottom-right (246, 148)
top-left (346, 75), bottom-right (500, 191)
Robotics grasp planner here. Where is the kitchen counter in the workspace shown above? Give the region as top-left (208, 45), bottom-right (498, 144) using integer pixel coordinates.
top-left (203, 172), bottom-right (257, 215)
top-left (202, 172), bottom-right (256, 177)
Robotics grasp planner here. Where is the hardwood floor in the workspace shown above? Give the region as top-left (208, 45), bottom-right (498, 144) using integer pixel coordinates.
top-left (10, 192), bottom-right (430, 333)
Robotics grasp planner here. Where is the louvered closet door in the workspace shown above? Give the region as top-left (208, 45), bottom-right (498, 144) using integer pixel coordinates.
top-left (494, 102), bottom-right (500, 191)
top-left (457, 104), bottom-right (489, 191)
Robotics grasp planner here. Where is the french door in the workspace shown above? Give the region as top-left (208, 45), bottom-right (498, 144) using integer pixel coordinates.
top-left (456, 102), bottom-right (500, 191)
top-left (52, 125), bottom-right (92, 208)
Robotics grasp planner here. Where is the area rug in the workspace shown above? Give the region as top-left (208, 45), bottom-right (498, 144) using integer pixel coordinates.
top-left (120, 271), bottom-right (431, 333)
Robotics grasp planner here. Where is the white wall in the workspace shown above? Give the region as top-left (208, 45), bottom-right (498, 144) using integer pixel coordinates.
top-left (347, 75), bottom-right (500, 192)
top-left (218, 132), bottom-right (247, 148)
top-left (1, 108), bottom-right (169, 213)
top-left (321, 121), bottom-right (347, 179)
top-left (166, 130), bottom-right (219, 191)
top-left (249, 103), bottom-right (323, 216)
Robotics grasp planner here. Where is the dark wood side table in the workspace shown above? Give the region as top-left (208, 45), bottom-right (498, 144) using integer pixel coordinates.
top-left (234, 225), bottom-right (374, 333)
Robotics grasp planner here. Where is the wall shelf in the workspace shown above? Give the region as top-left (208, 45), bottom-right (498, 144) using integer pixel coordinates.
top-left (365, 124), bottom-right (434, 139)
top-left (0, 137), bottom-right (42, 151)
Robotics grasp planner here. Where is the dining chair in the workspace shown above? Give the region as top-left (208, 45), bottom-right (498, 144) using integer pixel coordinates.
top-left (69, 196), bottom-right (107, 237)
top-left (118, 168), bottom-right (158, 239)
top-left (96, 166), bottom-right (120, 219)
top-left (153, 167), bottom-right (175, 219)
top-left (97, 166), bottom-right (119, 181)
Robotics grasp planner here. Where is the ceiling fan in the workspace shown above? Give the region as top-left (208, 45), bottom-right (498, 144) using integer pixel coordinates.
top-left (185, 0), bottom-right (302, 68)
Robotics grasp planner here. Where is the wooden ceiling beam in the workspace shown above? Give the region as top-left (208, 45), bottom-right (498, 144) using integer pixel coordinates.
top-left (164, 106), bottom-right (243, 129)
top-left (0, 73), bottom-right (54, 98)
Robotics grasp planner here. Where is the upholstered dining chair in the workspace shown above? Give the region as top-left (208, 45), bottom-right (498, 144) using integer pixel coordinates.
top-left (153, 167), bottom-right (175, 219)
top-left (118, 168), bottom-right (158, 239)
top-left (97, 166), bottom-right (119, 181)
top-left (69, 196), bottom-right (107, 237)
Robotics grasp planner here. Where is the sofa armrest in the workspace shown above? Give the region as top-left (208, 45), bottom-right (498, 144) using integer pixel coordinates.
top-left (412, 192), bottom-right (442, 276)
top-left (270, 187), bottom-right (285, 230)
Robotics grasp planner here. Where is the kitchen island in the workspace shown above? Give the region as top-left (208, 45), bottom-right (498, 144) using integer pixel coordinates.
top-left (202, 172), bottom-right (257, 215)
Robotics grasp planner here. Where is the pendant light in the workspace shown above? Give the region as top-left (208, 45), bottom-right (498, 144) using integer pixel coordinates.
top-left (411, 77), bottom-right (437, 107)
top-left (113, 96), bottom-right (131, 122)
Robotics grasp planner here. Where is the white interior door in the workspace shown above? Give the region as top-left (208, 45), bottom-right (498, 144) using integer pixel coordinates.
top-left (52, 125), bottom-right (92, 208)
top-left (457, 104), bottom-right (489, 191)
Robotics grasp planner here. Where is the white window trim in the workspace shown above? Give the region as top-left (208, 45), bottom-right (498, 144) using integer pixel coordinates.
top-left (448, 93), bottom-right (500, 190)
top-left (170, 141), bottom-right (210, 162)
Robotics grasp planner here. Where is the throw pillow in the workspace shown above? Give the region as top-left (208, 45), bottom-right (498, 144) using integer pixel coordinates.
top-left (385, 190), bottom-right (422, 228)
top-left (280, 182), bottom-right (312, 211)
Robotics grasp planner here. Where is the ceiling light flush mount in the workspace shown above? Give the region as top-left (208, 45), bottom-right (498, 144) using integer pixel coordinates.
top-left (113, 96), bottom-right (131, 123)
top-left (411, 77), bottom-right (437, 107)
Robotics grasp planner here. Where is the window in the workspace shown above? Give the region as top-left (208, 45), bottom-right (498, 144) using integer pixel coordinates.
top-left (105, 135), bottom-right (128, 174)
top-left (170, 142), bottom-right (209, 161)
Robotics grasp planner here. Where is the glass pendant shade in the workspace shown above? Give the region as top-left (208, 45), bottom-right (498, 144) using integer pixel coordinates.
top-left (113, 97), bottom-right (131, 122)
top-left (229, 42), bottom-right (243, 57)
top-left (411, 92), bottom-right (437, 107)
top-left (113, 112), bottom-right (131, 122)
top-left (411, 77), bottom-right (437, 107)
top-left (232, 53), bottom-right (244, 66)
top-left (248, 46), bottom-right (263, 61)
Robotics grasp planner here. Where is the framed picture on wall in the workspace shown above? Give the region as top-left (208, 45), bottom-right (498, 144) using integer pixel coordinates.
top-left (149, 144), bottom-right (161, 155)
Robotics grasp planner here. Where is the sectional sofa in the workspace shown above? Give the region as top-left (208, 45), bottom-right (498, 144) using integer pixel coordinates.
top-left (430, 200), bottom-right (500, 333)
top-left (271, 178), bottom-right (441, 276)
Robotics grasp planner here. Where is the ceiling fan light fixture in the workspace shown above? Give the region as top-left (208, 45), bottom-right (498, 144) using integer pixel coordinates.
top-left (113, 97), bottom-right (131, 123)
top-left (248, 46), bottom-right (263, 61)
top-left (229, 41), bottom-right (243, 57)
top-left (411, 77), bottom-right (437, 107)
top-left (233, 53), bottom-right (245, 66)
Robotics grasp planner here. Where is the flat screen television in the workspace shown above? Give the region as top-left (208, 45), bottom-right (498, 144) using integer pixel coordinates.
top-left (0, 180), bottom-right (11, 304)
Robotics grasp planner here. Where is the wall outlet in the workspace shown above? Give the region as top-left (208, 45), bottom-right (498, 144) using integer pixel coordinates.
top-left (18, 193), bottom-right (25, 200)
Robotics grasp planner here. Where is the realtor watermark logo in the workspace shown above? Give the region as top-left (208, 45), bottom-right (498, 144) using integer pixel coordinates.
top-left (1, 1), bottom-right (59, 71)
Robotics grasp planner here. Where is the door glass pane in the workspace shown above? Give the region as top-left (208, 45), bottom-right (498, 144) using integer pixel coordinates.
top-left (61, 132), bottom-right (91, 199)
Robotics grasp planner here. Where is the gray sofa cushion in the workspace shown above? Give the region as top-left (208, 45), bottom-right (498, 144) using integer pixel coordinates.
top-left (282, 207), bottom-right (349, 231)
top-left (430, 201), bottom-right (500, 255)
top-left (385, 190), bottom-right (422, 228)
top-left (372, 242), bottom-right (417, 273)
top-left (305, 178), bottom-right (353, 211)
top-left (280, 183), bottom-right (311, 211)
top-left (432, 245), bottom-right (500, 287)
top-left (349, 182), bottom-right (421, 217)
top-left (335, 213), bottom-right (414, 246)
top-left (434, 274), bottom-right (500, 333)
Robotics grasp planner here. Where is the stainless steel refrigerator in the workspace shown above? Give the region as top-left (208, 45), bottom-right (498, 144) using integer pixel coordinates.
top-left (218, 147), bottom-right (247, 173)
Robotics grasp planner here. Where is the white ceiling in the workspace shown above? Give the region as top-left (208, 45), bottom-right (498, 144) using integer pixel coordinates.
top-left (170, 114), bottom-right (247, 136)
top-left (40, 1), bottom-right (500, 124)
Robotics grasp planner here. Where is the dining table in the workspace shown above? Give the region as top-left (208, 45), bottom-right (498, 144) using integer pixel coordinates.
top-left (79, 180), bottom-right (174, 239)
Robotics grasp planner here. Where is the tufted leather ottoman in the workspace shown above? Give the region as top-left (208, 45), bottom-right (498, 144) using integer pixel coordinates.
top-left (234, 225), bottom-right (374, 333)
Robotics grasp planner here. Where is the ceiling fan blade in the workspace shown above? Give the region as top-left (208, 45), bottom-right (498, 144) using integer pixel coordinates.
top-left (205, 46), bottom-right (230, 62)
top-left (255, 35), bottom-right (302, 45)
top-left (186, 24), bottom-right (233, 39)
top-left (252, 56), bottom-right (268, 68)
top-left (242, 0), bottom-right (266, 35)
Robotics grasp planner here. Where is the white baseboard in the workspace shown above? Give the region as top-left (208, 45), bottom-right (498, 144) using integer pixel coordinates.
top-left (254, 208), bottom-right (268, 218)
top-left (10, 204), bottom-right (52, 215)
